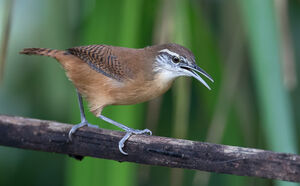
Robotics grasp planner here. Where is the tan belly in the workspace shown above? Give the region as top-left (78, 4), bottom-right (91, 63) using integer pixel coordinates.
top-left (109, 78), bottom-right (174, 105)
top-left (62, 58), bottom-right (175, 116)
top-left (62, 59), bottom-right (116, 115)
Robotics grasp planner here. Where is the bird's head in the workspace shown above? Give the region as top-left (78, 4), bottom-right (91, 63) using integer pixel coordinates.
top-left (152, 43), bottom-right (214, 90)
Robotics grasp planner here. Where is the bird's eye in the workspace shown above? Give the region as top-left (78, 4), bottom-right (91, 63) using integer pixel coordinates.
top-left (172, 56), bottom-right (180, 63)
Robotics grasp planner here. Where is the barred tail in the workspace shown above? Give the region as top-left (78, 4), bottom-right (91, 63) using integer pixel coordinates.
top-left (19, 48), bottom-right (64, 59)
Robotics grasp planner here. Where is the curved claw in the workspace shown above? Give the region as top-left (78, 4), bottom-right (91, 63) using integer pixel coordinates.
top-left (68, 122), bottom-right (99, 142)
top-left (144, 129), bottom-right (152, 135)
top-left (119, 132), bottom-right (132, 155)
top-left (68, 129), bottom-right (74, 142)
top-left (68, 122), bottom-right (86, 142)
top-left (68, 128), bottom-right (77, 142)
top-left (118, 128), bottom-right (153, 155)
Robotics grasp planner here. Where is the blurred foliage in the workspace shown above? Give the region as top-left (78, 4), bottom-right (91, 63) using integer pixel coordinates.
top-left (0, 0), bottom-right (299, 186)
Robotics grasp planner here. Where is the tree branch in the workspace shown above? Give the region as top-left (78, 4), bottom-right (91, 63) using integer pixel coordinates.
top-left (0, 115), bottom-right (299, 182)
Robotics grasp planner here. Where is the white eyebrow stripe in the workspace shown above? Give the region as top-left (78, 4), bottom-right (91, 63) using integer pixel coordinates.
top-left (159, 49), bottom-right (179, 58)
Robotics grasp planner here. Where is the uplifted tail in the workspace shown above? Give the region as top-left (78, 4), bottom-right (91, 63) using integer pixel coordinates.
top-left (20, 48), bottom-right (66, 59)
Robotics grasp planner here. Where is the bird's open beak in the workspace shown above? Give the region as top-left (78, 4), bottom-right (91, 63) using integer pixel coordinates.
top-left (179, 64), bottom-right (214, 90)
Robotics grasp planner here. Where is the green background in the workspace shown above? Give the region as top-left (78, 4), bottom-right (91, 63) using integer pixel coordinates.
top-left (0, 0), bottom-right (300, 185)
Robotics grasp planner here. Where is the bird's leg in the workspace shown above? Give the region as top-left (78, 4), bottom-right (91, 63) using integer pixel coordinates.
top-left (99, 115), bottom-right (152, 155)
top-left (68, 90), bottom-right (99, 141)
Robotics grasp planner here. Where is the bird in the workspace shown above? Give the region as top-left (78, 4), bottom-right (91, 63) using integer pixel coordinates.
top-left (20, 43), bottom-right (213, 155)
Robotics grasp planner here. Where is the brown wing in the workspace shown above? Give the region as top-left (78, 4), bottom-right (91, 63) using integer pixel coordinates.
top-left (67, 45), bottom-right (128, 81)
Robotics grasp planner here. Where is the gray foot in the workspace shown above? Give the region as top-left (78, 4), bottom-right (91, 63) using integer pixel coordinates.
top-left (68, 121), bottom-right (99, 141)
top-left (98, 115), bottom-right (152, 155)
top-left (119, 128), bottom-right (152, 155)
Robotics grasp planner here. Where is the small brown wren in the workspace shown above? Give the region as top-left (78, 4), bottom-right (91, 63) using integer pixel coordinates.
top-left (20, 43), bottom-right (213, 155)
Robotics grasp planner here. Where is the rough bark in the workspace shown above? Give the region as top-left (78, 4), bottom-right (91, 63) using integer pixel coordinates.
top-left (0, 115), bottom-right (299, 182)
